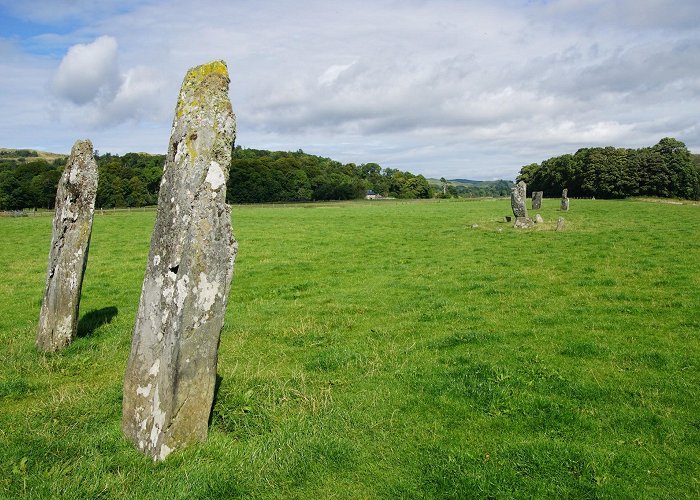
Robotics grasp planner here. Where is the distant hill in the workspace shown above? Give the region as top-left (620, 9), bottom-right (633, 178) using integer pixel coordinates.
top-left (449, 178), bottom-right (489, 185)
top-left (0, 148), bottom-right (66, 161)
top-left (427, 177), bottom-right (514, 198)
top-left (427, 177), bottom-right (512, 186)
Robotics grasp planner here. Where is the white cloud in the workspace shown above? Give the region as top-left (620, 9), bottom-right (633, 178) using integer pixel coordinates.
top-left (318, 63), bottom-right (355, 86)
top-left (97, 66), bottom-right (166, 126)
top-left (53, 35), bottom-right (120, 105)
top-left (0, 0), bottom-right (698, 179)
top-left (51, 36), bottom-right (166, 127)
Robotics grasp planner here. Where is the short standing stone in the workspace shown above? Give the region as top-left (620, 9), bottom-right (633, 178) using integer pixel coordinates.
top-left (532, 191), bottom-right (543, 210)
top-left (122, 60), bottom-right (237, 461)
top-left (36, 139), bottom-right (98, 352)
top-left (511, 180), bottom-right (533, 228)
top-left (561, 188), bottom-right (569, 211)
top-left (556, 217), bottom-right (565, 231)
top-left (534, 214), bottom-right (544, 224)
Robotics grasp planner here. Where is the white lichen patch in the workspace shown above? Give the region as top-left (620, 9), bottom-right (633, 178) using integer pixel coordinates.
top-left (57, 316), bottom-right (73, 339)
top-left (150, 385), bottom-right (166, 448)
top-left (159, 444), bottom-right (172, 461)
top-left (173, 140), bottom-right (186, 164)
top-left (69, 272), bottom-right (78, 290)
top-left (205, 161), bottom-right (225, 190)
top-left (149, 359), bottom-right (161, 376)
top-left (176, 275), bottom-right (190, 313)
top-left (162, 284), bottom-right (175, 304)
top-left (160, 309), bottom-right (169, 329)
top-left (195, 272), bottom-right (219, 312)
top-left (153, 255), bottom-right (161, 266)
top-left (136, 384), bottom-right (152, 397)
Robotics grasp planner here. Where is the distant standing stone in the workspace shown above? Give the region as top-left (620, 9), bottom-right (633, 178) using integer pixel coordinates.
top-left (556, 217), bottom-right (565, 231)
top-left (36, 139), bottom-right (98, 352)
top-left (532, 191), bottom-right (543, 210)
top-left (122, 60), bottom-right (237, 461)
top-left (511, 181), bottom-right (527, 218)
top-left (561, 188), bottom-right (569, 211)
top-left (511, 180), bottom-right (534, 228)
top-left (534, 214), bottom-right (544, 224)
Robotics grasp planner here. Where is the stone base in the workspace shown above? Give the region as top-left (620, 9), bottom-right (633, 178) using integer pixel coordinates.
top-left (513, 216), bottom-right (534, 229)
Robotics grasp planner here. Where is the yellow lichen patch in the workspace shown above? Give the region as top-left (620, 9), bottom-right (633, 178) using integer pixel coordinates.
top-left (185, 60), bottom-right (228, 86)
top-left (79, 220), bottom-right (90, 244)
top-left (185, 133), bottom-right (198, 160)
top-left (175, 61), bottom-right (228, 119)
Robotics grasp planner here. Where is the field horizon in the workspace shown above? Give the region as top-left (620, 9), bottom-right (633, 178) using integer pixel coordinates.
top-left (1, 197), bottom-right (699, 497)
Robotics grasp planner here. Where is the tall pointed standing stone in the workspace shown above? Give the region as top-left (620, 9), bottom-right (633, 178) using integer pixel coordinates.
top-left (122, 60), bottom-right (236, 461)
top-left (36, 139), bottom-right (98, 352)
top-left (561, 188), bottom-right (570, 211)
top-left (511, 180), bottom-right (533, 228)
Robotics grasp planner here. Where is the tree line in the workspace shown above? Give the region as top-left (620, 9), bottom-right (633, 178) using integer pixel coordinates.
top-left (227, 147), bottom-right (432, 203)
top-left (517, 138), bottom-right (700, 200)
top-left (0, 146), bottom-right (433, 210)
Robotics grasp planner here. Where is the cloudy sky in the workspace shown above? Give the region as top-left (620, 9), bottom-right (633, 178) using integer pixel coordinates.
top-left (0, 0), bottom-right (698, 180)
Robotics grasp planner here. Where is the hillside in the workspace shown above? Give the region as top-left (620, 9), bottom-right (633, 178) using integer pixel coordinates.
top-left (0, 148), bottom-right (66, 161)
top-left (428, 177), bottom-right (514, 197)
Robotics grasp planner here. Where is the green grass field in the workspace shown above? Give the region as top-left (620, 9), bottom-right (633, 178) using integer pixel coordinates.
top-left (1, 198), bottom-right (699, 498)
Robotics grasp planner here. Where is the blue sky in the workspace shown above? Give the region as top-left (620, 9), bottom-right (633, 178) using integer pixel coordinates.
top-left (0, 0), bottom-right (698, 180)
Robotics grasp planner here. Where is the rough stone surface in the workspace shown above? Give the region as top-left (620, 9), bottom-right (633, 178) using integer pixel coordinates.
top-left (561, 188), bottom-right (569, 211)
top-left (36, 139), bottom-right (98, 352)
top-left (511, 181), bottom-right (528, 218)
top-left (514, 216), bottom-right (535, 228)
top-left (534, 213), bottom-right (544, 224)
top-left (532, 191), bottom-right (543, 210)
top-left (511, 181), bottom-right (533, 228)
top-left (556, 217), bottom-right (566, 231)
top-left (122, 60), bottom-right (236, 461)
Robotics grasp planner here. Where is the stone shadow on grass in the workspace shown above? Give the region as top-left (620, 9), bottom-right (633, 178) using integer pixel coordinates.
top-left (77, 306), bottom-right (118, 338)
top-left (208, 374), bottom-right (224, 427)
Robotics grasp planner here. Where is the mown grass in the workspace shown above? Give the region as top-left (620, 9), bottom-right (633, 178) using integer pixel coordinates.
top-left (1, 198), bottom-right (699, 498)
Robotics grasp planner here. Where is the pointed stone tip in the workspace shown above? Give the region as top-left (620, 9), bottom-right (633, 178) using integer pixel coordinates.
top-left (71, 139), bottom-right (93, 155)
top-left (185, 60), bottom-right (229, 84)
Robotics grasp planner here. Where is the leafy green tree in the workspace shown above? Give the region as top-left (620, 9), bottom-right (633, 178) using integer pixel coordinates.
top-left (127, 176), bottom-right (149, 207)
top-left (518, 137), bottom-right (700, 200)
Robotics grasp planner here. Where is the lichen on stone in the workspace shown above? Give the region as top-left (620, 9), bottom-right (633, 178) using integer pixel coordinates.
top-left (122, 60), bottom-right (237, 461)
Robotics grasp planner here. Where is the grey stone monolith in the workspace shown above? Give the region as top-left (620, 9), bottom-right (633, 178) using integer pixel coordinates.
top-left (511, 180), bottom-right (533, 228)
top-left (534, 213), bottom-right (544, 224)
top-left (36, 139), bottom-right (98, 352)
top-left (532, 191), bottom-right (543, 210)
top-left (556, 217), bottom-right (565, 231)
top-left (122, 60), bottom-right (237, 461)
top-left (561, 188), bottom-right (569, 211)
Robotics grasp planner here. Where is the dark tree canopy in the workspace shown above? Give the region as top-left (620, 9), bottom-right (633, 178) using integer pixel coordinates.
top-left (517, 138), bottom-right (700, 200)
top-left (226, 147), bottom-right (432, 203)
top-left (0, 147), bottom-right (433, 210)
